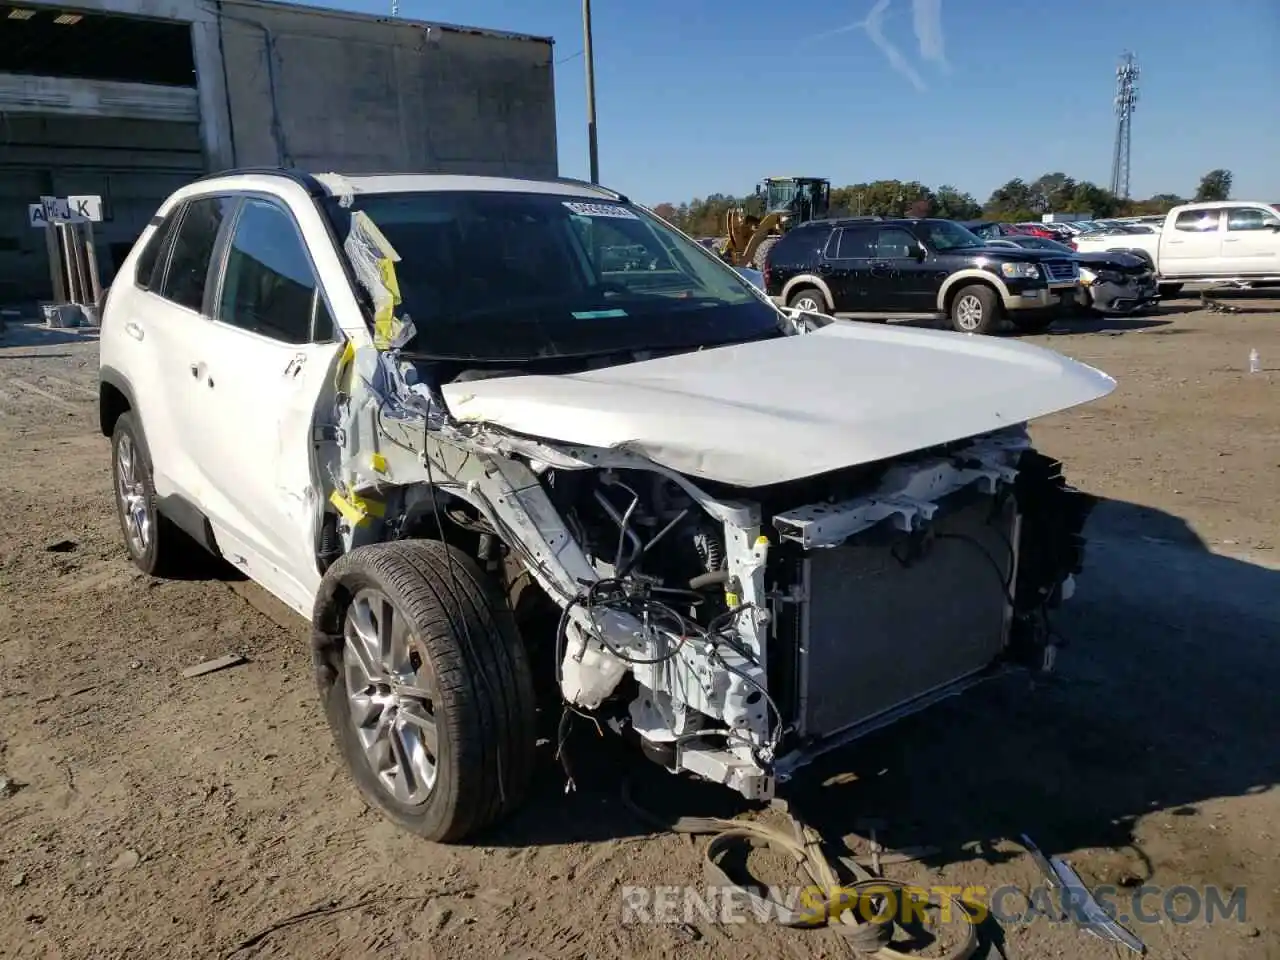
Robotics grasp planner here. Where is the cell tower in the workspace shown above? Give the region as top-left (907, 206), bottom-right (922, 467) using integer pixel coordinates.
top-left (1110, 52), bottom-right (1139, 199)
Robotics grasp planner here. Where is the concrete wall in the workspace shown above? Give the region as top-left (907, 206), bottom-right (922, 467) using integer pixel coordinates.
top-left (2, 0), bottom-right (559, 303)
top-left (0, 116), bottom-right (204, 302)
top-left (211, 0), bottom-right (559, 178)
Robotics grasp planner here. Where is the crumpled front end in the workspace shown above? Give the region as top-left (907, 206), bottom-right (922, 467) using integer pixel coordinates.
top-left (320, 204), bottom-right (1100, 801)
top-left (1080, 263), bottom-right (1160, 315)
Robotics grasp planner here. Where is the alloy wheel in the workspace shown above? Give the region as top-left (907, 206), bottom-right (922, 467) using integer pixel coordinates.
top-left (343, 588), bottom-right (441, 805)
top-left (955, 294), bottom-right (984, 331)
top-left (115, 433), bottom-right (151, 556)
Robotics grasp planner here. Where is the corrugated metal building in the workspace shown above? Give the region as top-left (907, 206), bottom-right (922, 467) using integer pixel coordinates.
top-left (0, 0), bottom-right (559, 302)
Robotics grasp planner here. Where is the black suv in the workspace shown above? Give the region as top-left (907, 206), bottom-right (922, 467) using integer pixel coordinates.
top-left (764, 217), bottom-right (1081, 334)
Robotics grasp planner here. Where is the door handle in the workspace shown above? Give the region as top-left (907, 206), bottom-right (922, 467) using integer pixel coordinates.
top-left (1222, 238), bottom-right (1239, 243)
top-left (124, 321), bottom-right (144, 341)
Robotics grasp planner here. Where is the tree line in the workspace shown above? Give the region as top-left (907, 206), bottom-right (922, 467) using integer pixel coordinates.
top-left (653, 169), bottom-right (1235, 238)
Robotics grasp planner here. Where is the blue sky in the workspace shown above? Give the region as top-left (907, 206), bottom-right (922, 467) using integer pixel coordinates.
top-left (323, 0), bottom-right (1278, 206)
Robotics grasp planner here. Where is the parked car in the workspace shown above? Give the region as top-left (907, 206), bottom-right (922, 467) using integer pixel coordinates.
top-left (98, 169), bottom-right (1111, 843)
top-left (962, 220), bottom-right (1066, 244)
top-left (765, 216), bottom-right (1081, 334)
top-left (1073, 201), bottom-right (1280, 297)
top-left (986, 237), bottom-right (1158, 315)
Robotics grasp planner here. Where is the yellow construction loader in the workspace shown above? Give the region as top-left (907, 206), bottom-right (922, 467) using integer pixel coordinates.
top-left (721, 176), bottom-right (831, 269)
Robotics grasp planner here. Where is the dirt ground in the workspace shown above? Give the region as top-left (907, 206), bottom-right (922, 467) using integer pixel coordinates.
top-left (1, 299), bottom-right (1277, 960)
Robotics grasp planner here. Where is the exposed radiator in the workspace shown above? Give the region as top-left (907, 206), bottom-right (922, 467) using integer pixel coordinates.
top-left (797, 492), bottom-right (1016, 740)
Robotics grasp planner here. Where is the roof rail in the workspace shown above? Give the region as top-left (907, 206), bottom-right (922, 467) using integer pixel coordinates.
top-left (194, 167), bottom-right (328, 197)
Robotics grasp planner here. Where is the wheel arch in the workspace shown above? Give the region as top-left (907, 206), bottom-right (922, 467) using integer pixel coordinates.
top-left (779, 274), bottom-right (835, 310)
top-left (98, 366), bottom-right (135, 438)
top-left (938, 271), bottom-right (1009, 313)
top-left (312, 484), bottom-right (511, 646)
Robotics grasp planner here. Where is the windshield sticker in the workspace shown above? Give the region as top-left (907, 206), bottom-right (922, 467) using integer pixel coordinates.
top-left (563, 201), bottom-right (639, 220)
top-left (571, 308), bottom-right (629, 320)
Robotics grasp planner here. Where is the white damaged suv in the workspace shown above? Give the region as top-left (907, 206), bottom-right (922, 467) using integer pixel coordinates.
top-left (98, 170), bottom-right (1114, 842)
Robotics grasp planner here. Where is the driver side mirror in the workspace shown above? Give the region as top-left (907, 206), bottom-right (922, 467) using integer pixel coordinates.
top-left (911, 243), bottom-right (927, 261)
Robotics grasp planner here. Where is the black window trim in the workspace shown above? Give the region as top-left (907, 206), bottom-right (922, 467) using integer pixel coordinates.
top-left (873, 226), bottom-right (920, 259)
top-left (827, 224), bottom-right (875, 261)
top-left (134, 204), bottom-right (184, 295)
top-left (138, 194), bottom-right (239, 318)
top-left (207, 190), bottom-right (340, 346)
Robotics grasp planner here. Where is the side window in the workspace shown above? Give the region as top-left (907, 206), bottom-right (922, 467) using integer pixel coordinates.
top-left (872, 228), bottom-right (919, 258)
top-left (159, 196), bottom-right (234, 311)
top-left (1225, 207), bottom-right (1280, 231)
top-left (832, 227), bottom-right (873, 259)
top-left (135, 210), bottom-right (180, 291)
top-left (217, 198), bottom-right (323, 344)
top-left (1174, 209), bottom-right (1221, 233)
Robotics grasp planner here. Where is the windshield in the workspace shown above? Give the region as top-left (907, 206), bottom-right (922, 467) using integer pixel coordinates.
top-left (924, 220), bottom-right (987, 251)
top-left (325, 190), bottom-right (781, 362)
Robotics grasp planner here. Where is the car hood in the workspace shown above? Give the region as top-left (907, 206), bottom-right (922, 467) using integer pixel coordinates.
top-left (973, 246), bottom-right (1067, 262)
top-left (441, 322), bottom-right (1116, 488)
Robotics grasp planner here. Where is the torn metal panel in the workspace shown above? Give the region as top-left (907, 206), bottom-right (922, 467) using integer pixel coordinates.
top-left (773, 431), bottom-right (1029, 549)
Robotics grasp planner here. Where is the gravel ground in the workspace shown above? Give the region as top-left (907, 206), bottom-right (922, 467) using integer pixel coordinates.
top-left (0, 300), bottom-right (1277, 960)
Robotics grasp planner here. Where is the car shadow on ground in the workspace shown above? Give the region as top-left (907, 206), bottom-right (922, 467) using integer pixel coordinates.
top-left (488, 498), bottom-right (1280, 875)
top-left (1037, 314), bottom-right (1176, 336)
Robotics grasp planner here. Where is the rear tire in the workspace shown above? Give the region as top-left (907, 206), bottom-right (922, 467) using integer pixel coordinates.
top-left (110, 412), bottom-right (190, 577)
top-left (949, 284), bottom-right (1002, 335)
top-left (787, 287), bottom-right (828, 313)
top-left (315, 539), bottom-right (537, 843)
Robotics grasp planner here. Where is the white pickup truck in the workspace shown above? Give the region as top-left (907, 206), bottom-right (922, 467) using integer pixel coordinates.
top-left (1074, 201), bottom-right (1280, 297)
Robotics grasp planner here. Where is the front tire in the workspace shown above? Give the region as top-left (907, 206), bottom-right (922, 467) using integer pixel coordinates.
top-left (110, 412), bottom-right (187, 577)
top-left (315, 539), bottom-right (537, 843)
top-left (949, 284), bottom-right (1002, 335)
top-left (787, 287), bottom-right (827, 313)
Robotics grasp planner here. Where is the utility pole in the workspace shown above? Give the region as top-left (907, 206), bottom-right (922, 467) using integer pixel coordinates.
top-left (1110, 52), bottom-right (1139, 199)
top-left (582, 0), bottom-right (599, 183)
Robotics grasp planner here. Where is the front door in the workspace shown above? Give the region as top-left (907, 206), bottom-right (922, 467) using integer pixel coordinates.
top-left (868, 225), bottom-right (935, 313)
top-left (185, 195), bottom-right (344, 612)
top-left (1220, 205), bottom-right (1280, 277)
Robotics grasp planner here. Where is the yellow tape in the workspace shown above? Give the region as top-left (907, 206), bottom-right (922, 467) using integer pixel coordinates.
top-left (334, 339), bottom-right (355, 391)
top-left (370, 452), bottom-right (388, 474)
top-left (329, 490), bottom-right (386, 527)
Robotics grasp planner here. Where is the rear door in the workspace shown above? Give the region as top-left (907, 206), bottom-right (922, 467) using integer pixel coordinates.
top-left (821, 225), bottom-right (876, 311)
top-left (183, 194), bottom-right (344, 609)
top-left (114, 196), bottom-right (236, 507)
top-left (1160, 207), bottom-right (1224, 277)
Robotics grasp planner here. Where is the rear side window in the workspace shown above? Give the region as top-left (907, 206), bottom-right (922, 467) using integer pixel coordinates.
top-left (1174, 209), bottom-right (1220, 233)
top-left (158, 196), bottom-right (236, 312)
top-left (134, 211), bottom-right (179, 291)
